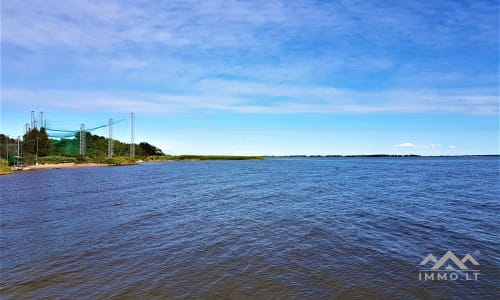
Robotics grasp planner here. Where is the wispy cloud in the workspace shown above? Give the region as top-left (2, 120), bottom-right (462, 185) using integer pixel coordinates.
top-left (1, 0), bottom-right (498, 116)
top-left (397, 143), bottom-right (442, 149)
top-left (1, 1), bottom-right (498, 155)
top-left (399, 142), bottom-right (415, 148)
top-left (2, 0), bottom-right (497, 52)
top-left (2, 81), bottom-right (497, 115)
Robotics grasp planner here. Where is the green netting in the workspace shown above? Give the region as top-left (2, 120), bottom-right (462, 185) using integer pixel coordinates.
top-left (63, 140), bottom-right (80, 155)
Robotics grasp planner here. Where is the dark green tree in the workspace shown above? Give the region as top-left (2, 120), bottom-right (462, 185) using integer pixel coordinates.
top-left (138, 142), bottom-right (164, 156)
top-left (47, 131), bottom-right (163, 158)
top-left (0, 134), bottom-right (17, 160)
top-left (23, 128), bottom-right (39, 155)
top-left (38, 127), bottom-right (50, 156)
top-left (22, 127), bottom-right (51, 156)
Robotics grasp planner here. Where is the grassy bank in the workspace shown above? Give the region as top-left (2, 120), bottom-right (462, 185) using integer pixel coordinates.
top-left (0, 159), bottom-right (13, 175)
top-left (30, 154), bottom-right (263, 166)
top-left (38, 155), bottom-right (137, 166)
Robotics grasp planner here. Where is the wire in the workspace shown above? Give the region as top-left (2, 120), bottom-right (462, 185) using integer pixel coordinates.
top-left (45, 118), bottom-right (126, 138)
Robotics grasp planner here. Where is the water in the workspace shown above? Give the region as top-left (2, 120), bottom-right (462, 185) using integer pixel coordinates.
top-left (1, 157), bottom-right (499, 299)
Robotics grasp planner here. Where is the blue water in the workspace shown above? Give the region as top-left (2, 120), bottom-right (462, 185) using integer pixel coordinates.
top-left (1, 157), bottom-right (499, 299)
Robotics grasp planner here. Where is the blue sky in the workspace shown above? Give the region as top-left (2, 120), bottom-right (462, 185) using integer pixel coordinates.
top-left (1, 0), bottom-right (499, 155)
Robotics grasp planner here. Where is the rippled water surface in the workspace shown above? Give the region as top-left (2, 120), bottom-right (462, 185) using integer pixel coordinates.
top-left (1, 157), bottom-right (499, 299)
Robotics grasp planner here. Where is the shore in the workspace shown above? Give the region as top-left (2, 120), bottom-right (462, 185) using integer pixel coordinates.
top-left (0, 155), bottom-right (264, 175)
top-left (14, 162), bottom-right (112, 171)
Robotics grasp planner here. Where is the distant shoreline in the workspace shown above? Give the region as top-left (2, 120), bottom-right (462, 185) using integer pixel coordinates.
top-left (266, 154), bottom-right (500, 158)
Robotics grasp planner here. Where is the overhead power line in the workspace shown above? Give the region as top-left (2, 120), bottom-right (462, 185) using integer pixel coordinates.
top-left (44, 119), bottom-right (126, 138)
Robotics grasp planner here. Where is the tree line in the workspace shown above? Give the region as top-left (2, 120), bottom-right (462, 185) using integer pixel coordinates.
top-left (0, 134), bottom-right (21, 160)
top-left (2, 129), bottom-right (164, 163)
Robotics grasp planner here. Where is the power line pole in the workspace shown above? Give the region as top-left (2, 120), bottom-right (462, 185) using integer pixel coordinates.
top-left (79, 124), bottom-right (86, 155)
top-left (108, 119), bottom-right (113, 157)
top-left (5, 135), bottom-right (8, 161)
top-left (36, 138), bottom-right (39, 165)
top-left (130, 112), bottom-right (135, 157)
top-left (31, 111), bottom-right (35, 129)
top-left (17, 136), bottom-right (20, 167)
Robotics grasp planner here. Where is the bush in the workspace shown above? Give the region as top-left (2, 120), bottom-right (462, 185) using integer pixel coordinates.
top-left (94, 156), bottom-right (136, 166)
top-left (75, 155), bottom-right (88, 163)
top-left (0, 159), bottom-right (12, 174)
top-left (39, 156), bottom-right (77, 164)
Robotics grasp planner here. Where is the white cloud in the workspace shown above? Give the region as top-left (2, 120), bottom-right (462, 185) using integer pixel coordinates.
top-left (398, 143), bottom-right (443, 149)
top-left (448, 145), bottom-right (457, 149)
top-left (1, 1), bottom-right (498, 116)
top-left (2, 83), bottom-right (498, 115)
top-left (1, 0), bottom-right (497, 52)
top-left (420, 144), bottom-right (441, 149)
top-left (399, 142), bottom-right (415, 148)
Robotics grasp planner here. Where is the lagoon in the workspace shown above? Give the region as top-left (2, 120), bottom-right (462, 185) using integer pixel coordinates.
top-left (1, 157), bottom-right (498, 298)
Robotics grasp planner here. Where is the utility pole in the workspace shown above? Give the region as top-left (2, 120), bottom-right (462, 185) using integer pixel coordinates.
top-left (17, 136), bottom-right (20, 167)
top-left (130, 112), bottom-right (135, 157)
top-left (31, 111), bottom-right (35, 129)
top-left (108, 119), bottom-right (113, 157)
top-left (5, 135), bottom-right (8, 161)
top-left (79, 124), bottom-right (86, 156)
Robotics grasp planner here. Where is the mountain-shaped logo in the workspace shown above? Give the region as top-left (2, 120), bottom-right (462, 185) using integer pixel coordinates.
top-left (420, 251), bottom-right (479, 271)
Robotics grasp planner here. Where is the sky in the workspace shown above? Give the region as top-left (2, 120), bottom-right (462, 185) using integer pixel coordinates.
top-left (1, 0), bottom-right (499, 155)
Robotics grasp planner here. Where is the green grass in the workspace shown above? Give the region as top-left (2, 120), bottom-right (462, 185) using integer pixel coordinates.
top-left (39, 156), bottom-right (77, 164)
top-left (95, 156), bottom-right (137, 165)
top-left (37, 155), bottom-right (137, 166)
top-left (0, 159), bottom-right (12, 175)
top-left (15, 154), bottom-right (263, 171)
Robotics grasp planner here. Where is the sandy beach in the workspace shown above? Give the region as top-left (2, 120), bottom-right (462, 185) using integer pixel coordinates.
top-left (16, 163), bottom-right (110, 171)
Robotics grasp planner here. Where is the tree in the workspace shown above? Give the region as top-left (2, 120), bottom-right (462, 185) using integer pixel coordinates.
top-left (45, 131), bottom-right (164, 158)
top-left (23, 128), bottom-right (39, 155)
top-left (0, 134), bottom-right (17, 160)
top-left (138, 142), bottom-right (164, 156)
top-left (38, 128), bottom-right (50, 156)
top-left (22, 127), bottom-right (51, 157)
